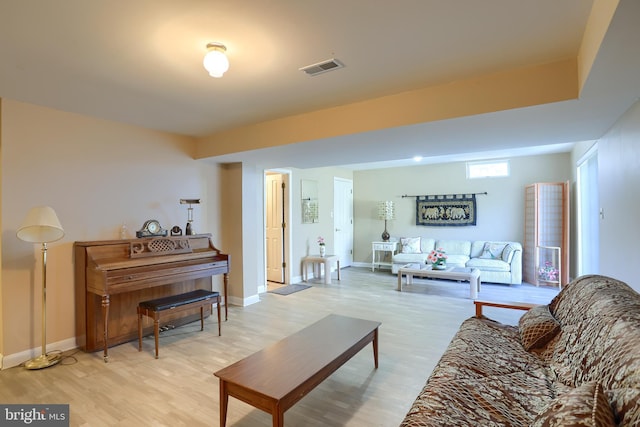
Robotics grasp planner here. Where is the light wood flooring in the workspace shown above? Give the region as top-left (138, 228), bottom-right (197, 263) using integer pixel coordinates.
top-left (0, 267), bottom-right (559, 427)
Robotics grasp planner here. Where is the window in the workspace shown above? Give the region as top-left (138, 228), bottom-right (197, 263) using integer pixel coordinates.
top-left (466, 160), bottom-right (510, 179)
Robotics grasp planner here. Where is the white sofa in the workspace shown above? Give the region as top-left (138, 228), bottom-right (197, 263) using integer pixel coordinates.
top-left (391, 237), bottom-right (522, 285)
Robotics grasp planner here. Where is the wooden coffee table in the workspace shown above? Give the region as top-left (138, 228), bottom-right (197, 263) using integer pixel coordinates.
top-left (397, 263), bottom-right (481, 299)
top-left (214, 314), bottom-right (381, 427)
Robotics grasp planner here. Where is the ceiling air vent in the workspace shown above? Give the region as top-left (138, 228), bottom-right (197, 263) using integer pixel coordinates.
top-left (299, 58), bottom-right (344, 76)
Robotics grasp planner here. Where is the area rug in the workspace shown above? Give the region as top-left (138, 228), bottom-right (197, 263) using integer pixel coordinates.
top-left (269, 284), bottom-right (311, 295)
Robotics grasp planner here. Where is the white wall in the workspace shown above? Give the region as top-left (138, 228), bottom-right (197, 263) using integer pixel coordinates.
top-left (289, 166), bottom-right (353, 280)
top-left (597, 100), bottom-right (640, 289)
top-left (352, 153), bottom-right (572, 264)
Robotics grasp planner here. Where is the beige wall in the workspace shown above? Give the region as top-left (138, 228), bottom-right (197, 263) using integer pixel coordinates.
top-left (2, 93), bottom-right (639, 366)
top-left (352, 154), bottom-right (572, 265)
top-left (0, 99), bottom-right (223, 363)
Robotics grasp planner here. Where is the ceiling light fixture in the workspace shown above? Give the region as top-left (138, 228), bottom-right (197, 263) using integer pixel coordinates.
top-left (203, 42), bottom-right (229, 78)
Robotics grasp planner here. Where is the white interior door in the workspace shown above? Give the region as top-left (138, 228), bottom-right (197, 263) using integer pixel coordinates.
top-left (266, 173), bottom-right (284, 283)
top-left (577, 145), bottom-right (599, 276)
top-left (334, 178), bottom-right (353, 268)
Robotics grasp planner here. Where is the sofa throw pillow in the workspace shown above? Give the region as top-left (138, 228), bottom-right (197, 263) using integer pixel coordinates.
top-left (531, 382), bottom-right (615, 427)
top-left (519, 304), bottom-right (560, 351)
top-left (400, 237), bottom-right (421, 254)
top-left (502, 244), bottom-right (517, 263)
top-left (479, 242), bottom-right (507, 259)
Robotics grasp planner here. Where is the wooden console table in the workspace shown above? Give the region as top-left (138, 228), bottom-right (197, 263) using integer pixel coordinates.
top-left (74, 234), bottom-right (229, 361)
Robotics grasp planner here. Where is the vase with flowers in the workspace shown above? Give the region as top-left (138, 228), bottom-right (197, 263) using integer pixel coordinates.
top-left (538, 261), bottom-right (559, 282)
top-left (427, 248), bottom-right (448, 270)
top-left (317, 236), bottom-right (326, 257)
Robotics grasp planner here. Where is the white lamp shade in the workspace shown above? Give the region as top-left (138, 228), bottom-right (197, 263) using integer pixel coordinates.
top-left (377, 201), bottom-right (395, 220)
top-left (17, 206), bottom-right (65, 243)
top-left (203, 49), bottom-right (229, 78)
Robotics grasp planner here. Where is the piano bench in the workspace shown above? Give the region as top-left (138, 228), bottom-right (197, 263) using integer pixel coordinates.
top-left (137, 289), bottom-right (221, 359)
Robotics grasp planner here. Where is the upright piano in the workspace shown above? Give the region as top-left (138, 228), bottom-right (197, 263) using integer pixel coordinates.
top-left (74, 234), bottom-right (229, 361)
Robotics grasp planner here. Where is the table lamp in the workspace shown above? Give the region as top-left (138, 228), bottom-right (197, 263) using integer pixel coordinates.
top-left (377, 201), bottom-right (395, 242)
top-left (180, 198), bottom-right (200, 235)
top-left (17, 206), bottom-right (65, 370)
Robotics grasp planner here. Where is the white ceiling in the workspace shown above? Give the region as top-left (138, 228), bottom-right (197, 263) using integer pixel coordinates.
top-left (1, 1), bottom-right (639, 169)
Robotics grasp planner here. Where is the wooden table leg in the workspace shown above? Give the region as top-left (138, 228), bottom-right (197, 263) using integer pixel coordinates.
top-left (219, 380), bottom-right (228, 427)
top-left (137, 309), bottom-right (143, 352)
top-left (223, 273), bottom-right (229, 321)
top-left (216, 296), bottom-right (222, 336)
top-left (372, 327), bottom-right (379, 369)
top-left (272, 403), bottom-right (284, 427)
top-left (101, 295), bottom-right (110, 362)
top-left (337, 260), bottom-right (341, 281)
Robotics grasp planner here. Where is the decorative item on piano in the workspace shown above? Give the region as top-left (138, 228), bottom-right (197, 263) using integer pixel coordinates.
top-left (171, 225), bottom-right (183, 236)
top-left (136, 219), bottom-right (168, 238)
top-left (180, 198), bottom-right (200, 235)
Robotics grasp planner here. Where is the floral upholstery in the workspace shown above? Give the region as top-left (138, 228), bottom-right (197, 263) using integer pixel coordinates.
top-left (400, 275), bottom-right (640, 427)
top-left (531, 382), bottom-right (616, 427)
top-left (518, 305), bottom-right (560, 351)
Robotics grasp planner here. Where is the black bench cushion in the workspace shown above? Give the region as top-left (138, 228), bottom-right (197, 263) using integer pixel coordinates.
top-left (139, 289), bottom-right (220, 312)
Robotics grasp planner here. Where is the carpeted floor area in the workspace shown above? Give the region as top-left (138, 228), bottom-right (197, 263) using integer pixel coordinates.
top-left (268, 283), bottom-right (311, 295)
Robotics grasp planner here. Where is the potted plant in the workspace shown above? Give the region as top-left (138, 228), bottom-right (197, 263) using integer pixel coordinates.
top-left (427, 248), bottom-right (447, 270)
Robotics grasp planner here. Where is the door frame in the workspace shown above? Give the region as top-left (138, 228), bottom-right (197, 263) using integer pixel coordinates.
top-left (576, 143), bottom-right (599, 276)
top-left (263, 169), bottom-right (292, 291)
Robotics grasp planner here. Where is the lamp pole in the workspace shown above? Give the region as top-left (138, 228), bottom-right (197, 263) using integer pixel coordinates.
top-left (17, 205), bottom-right (64, 370)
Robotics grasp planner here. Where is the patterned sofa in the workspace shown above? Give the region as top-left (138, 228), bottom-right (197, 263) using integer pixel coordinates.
top-left (400, 274), bottom-right (640, 426)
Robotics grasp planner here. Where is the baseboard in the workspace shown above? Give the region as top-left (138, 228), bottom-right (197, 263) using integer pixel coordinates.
top-left (2, 337), bottom-right (78, 370)
top-left (352, 261), bottom-right (394, 272)
top-left (352, 261), bottom-right (370, 268)
top-left (228, 294), bottom-right (260, 307)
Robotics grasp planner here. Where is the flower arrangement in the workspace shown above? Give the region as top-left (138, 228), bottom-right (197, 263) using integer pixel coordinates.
top-left (427, 248), bottom-right (447, 269)
top-left (538, 261), bottom-right (559, 282)
top-left (317, 236), bottom-right (326, 256)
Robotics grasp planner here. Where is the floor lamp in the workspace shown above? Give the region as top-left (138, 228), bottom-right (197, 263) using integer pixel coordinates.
top-left (17, 206), bottom-right (65, 370)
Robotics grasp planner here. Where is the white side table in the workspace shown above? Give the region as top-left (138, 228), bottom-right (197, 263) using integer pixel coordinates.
top-left (301, 255), bottom-right (341, 285)
top-left (371, 241), bottom-right (398, 271)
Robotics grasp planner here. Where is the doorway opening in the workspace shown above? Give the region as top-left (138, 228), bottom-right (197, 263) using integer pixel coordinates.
top-left (576, 144), bottom-right (599, 276)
